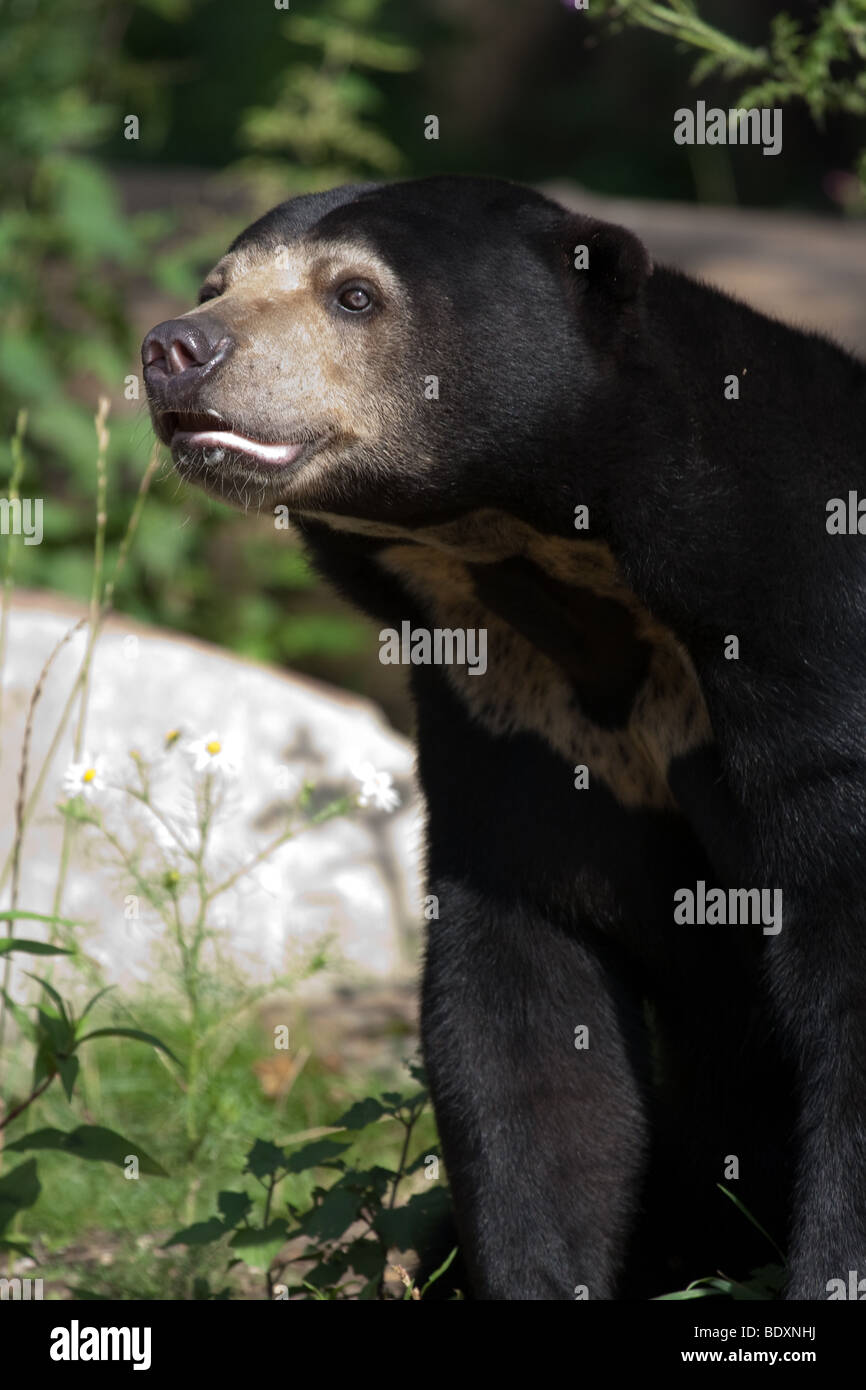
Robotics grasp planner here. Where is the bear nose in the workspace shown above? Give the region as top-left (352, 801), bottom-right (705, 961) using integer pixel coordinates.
top-left (141, 318), bottom-right (231, 377)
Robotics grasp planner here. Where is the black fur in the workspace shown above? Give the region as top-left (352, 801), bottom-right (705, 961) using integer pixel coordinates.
top-left (146, 175), bottom-right (866, 1301)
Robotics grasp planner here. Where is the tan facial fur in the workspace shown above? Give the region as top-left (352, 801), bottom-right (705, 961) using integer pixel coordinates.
top-left (313, 507), bottom-right (712, 810)
top-left (175, 237), bottom-right (419, 507)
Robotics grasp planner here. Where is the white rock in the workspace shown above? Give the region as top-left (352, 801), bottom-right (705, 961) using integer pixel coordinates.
top-left (0, 593), bottom-right (423, 1003)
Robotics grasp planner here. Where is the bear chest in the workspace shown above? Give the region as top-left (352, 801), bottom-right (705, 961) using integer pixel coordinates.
top-left (317, 508), bottom-right (713, 810)
top-left (378, 517), bottom-right (711, 811)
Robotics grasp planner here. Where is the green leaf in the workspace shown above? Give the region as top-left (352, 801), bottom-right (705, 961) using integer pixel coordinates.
top-left (300, 1238), bottom-right (383, 1294)
top-left (344, 1237), bottom-right (386, 1282)
top-left (57, 1053), bottom-right (80, 1102)
top-left (28, 974), bottom-right (70, 1023)
top-left (283, 1138), bottom-right (351, 1174)
top-left (0, 938), bottom-right (73, 956)
top-left (655, 1264), bottom-right (785, 1300)
top-left (217, 1190), bottom-right (253, 1227)
top-left (2, 989), bottom-right (36, 1042)
top-left (6, 1126), bottom-right (168, 1176)
top-left (162, 1218), bottom-right (228, 1248)
top-left (0, 1237), bottom-right (34, 1258)
top-left (297, 1278), bottom-right (331, 1300)
top-left (32, 1032), bottom-right (58, 1089)
top-left (0, 1160), bottom-right (41, 1235)
top-left (380, 1091), bottom-right (409, 1108)
top-left (228, 1219), bottom-right (288, 1269)
top-left (420, 1246), bottom-right (458, 1297)
top-left (36, 1006), bottom-right (73, 1052)
top-left (74, 1027), bottom-right (180, 1064)
top-left (655, 1284), bottom-right (725, 1300)
top-left (33, 1005), bottom-right (74, 1087)
top-left (333, 1165), bottom-right (392, 1201)
top-left (374, 1187), bottom-right (453, 1251)
top-left (299, 1187), bottom-right (363, 1242)
top-left (334, 1096), bottom-right (386, 1130)
top-left (77, 986), bottom-right (115, 1024)
top-left (245, 1138), bottom-right (288, 1180)
top-left (404, 1149), bottom-right (438, 1177)
top-left (407, 1059), bottom-right (426, 1087)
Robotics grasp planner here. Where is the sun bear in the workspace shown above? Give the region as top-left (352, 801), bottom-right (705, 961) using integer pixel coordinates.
top-left (142, 175), bottom-right (866, 1300)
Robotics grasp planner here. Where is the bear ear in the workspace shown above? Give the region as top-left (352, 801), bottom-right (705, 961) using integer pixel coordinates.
top-left (518, 202), bottom-right (651, 310)
top-left (573, 217), bottom-right (652, 301)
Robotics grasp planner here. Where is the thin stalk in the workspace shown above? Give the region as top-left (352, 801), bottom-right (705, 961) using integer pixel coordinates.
top-left (182, 775), bottom-right (215, 1156)
top-left (0, 1075), bottom-right (54, 1131)
top-left (387, 1108), bottom-right (417, 1211)
top-left (0, 442), bottom-right (160, 902)
top-left (0, 617), bottom-right (87, 1062)
top-left (49, 401), bottom-right (111, 935)
top-left (618, 1), bottom-right (766, 67)
top-left (0, 411), bottom-right (28, 769)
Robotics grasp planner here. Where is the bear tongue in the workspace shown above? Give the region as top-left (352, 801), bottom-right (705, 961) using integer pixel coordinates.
top-left (174, 428), bottom-right (304, 466)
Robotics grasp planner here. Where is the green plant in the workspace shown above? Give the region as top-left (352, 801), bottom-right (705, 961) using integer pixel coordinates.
top-left (54, 729), bottom-right (361, 1167)
top-left (0, 405), bottom-right (158, 1055)
top-left (0, 923), bottom-right (175, 1132)
top-left (596, 0), bottom-right (866, 195)
top-left (0, 405), bottom-right (415, 1295)
top-left (0, 402), bottom-right (173, 1263)
top-left (0, 929), bottom-right (174, 1260)
top-left (164, 1061), bottom-right (459, 1300)
top-left (237, 0), bottom-right (418, 199)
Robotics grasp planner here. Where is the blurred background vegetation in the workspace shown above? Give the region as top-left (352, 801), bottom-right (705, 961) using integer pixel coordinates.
top-left (2, 0), bottom-right (864, 732)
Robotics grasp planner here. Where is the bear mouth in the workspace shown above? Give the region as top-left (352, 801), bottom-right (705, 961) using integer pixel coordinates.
top-left (163, 411), bottom-right (308, 469)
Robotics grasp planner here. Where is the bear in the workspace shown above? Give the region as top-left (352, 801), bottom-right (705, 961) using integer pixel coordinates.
top-left (142, 175), bottom-right (866, 1301)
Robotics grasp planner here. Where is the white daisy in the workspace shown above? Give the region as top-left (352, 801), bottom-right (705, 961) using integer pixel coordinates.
top-left (185, 730), bottom-right (238, 778)
top-left (352, 761), bottom-right (401, 813)
top-left (62, 753), bottom-right (109, 799)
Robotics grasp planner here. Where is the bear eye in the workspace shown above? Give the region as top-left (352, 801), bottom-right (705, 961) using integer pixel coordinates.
top-left (198, 285), bottom-right (221, 305)
top-left (337, 284), bottom-right (373, 313)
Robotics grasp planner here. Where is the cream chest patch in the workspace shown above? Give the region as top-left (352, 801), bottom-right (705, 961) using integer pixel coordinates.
top-left (311, 507), bottom-right (712, 810)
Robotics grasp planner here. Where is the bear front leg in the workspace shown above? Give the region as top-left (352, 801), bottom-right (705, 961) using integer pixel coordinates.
top-left (421, 877), bottom-right (650, 1300)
